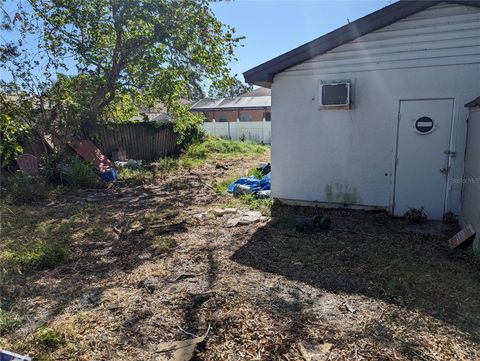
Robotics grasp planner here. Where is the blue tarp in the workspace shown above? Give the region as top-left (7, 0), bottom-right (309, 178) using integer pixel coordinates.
top-left (228, 173), bottom-right (271, 194)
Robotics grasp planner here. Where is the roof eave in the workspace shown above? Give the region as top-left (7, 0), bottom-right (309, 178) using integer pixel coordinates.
top-left (244, 0), bottom-right (480, 84)
top-left (465, 96), bottom-right (480, 108)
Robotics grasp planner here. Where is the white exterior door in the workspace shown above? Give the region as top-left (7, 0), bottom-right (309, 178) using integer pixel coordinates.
top-left (394, 99), bottom-right (454, 219)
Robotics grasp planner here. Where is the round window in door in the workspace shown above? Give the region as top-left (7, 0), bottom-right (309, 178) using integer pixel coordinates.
top-left (414, 116), bottom-right (435, 134)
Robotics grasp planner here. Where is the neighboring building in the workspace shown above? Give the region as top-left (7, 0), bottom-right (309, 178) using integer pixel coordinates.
top-left (244, 0), bottom-right (480, 220)
top-left (190, 88), bottom-right (271, 122)
top-left (131, 99), bottom-right (194, 123)
top-left (461, 97), bottom-right (480, 254)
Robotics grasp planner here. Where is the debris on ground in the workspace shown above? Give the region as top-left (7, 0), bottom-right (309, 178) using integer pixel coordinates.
top-left (232, 183), bottom-right (254, 195)
top-left (228, 172), bottom-right (271, 196)
top-left (2, 151), bottom-right (480, 361)
top-left (295, 215), bottom-right (331, 232)
top-left (222, 210), bottom-right (264, 228)
top-left (157, 324), bottom-right (210, 361)
top-left (215, 163), bottom-right (230, 170)
top-left (157, 336), bottom-right (205, 361)
top-left (255, 189), bottom-right (271, 199)
top-left (170, 273), bottom-right (199, 282)
top-left (16, 154), bottom-right (39, 175)
top-left (448, 223), bottom-right (476, 249)
top-left (404, 207), bottom-right (428, 224)
top-left (0, 350), bottom-right (32, 361)
top-left (69, 139), bottom-right (113, 172)
top-left (138, 276), bottom-right (164, 293)
top-left (298, 342), bottom-right (333, 361)
top-left (100, 168), bottom-right (118, 182)
top-left (69, 139), bottom-right (119, 182)
top-left (193, 212), bottom-right (208, 221)
top-left (212, 208), bottom-right (237, 216)
top-left (344, 302), bottom-right (356, 314)
top-left (257, 162), bottom-right (271, 176)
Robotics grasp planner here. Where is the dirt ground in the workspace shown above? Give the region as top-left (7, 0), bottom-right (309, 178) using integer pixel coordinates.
top-left (1, 153), bottom-right (480, 360)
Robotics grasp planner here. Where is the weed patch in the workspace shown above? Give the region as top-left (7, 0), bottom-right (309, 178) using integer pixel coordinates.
top-left (6, 175), bottom-right (49, 205)
top-left (0, 204), bottom-right (78, 280)
top-left (34, 326), bottom-right (64, 350)
top-left (42, 154), bottom-right (100, 189)
top-left (84, 225), bottom-right (107, 240)
top-left (152, 236), bottom-right (177, 252)
top-left (62, 157), bottom-right (100, 188)
top-left (215, 176), bottom-right (237, 194)
top-left (185, 137), bottom-right (268, 160)
top-left (115, 138), bottom-right (268, 185)
top-left (118, 167), bottom-right (155, 186)
top-left (247, 166), bottom-right (265, 180)
top-left (238, 194), bottom-right (273, 216)
top-left (0, 309), bottom-right (24, 336)
top-left (219, 194), bottom-right (273, 216)
top-left (0, 240), bottom-right (69, 279)
top-left (157, 157), bottom-right (180, 173)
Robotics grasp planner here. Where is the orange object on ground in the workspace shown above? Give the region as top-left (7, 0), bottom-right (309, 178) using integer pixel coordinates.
top-left (69, 139), bottom-right (112, 172)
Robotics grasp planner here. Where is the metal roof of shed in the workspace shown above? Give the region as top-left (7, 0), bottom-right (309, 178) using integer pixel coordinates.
top-left (244, 0), bottom-right (480, 86)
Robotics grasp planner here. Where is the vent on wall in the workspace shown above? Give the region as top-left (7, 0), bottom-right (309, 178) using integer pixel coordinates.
top-left (319, 82), bottom-right (351, 108)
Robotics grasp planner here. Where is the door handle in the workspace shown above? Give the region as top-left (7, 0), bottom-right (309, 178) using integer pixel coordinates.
top-left (440, 167), bottom-right (449, 174)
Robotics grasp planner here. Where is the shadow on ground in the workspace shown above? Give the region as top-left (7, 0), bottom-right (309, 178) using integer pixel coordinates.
top-left (231, 203), bottom-right (480, 343)
top-left (0, 172), bottom-right (206, 330)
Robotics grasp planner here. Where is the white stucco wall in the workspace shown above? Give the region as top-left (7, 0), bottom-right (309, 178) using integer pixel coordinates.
top-left (271, 3), bottom-right (480, 215)
top-left (460, 105), bottom-right (480, 254)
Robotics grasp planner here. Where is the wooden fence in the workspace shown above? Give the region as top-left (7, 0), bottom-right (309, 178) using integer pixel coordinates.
top-left (95, 123), bottom-right (179, 161)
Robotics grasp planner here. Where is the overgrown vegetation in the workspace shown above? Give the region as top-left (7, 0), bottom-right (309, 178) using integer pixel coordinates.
top-left (152, 236), bottom-right (177, 252)
top-left (117, 137), bottom-right (269, 184)
top-left (34, 326), bottom-right (64, 350)
top-left (0, 237), bottom-right (69, 281)
top-left (216, 193), bottom-right (274, 216)
top-left (0, 309), bottom-right (25, 336)
top-left (61, 157), bottom-right (100, 188)
top-left (215, 176), bottom-right (238, 194)
top-left (214, 163), bottom-right (272, 214)
top-left (1, 0), bottom-right (244, 149)
top-left (405, 207), bottom-right (428, 224)
top-left (0, 204), bottom-right (78, 281)
top-left (5, 175), bottom-right (49, 205)
top-left (185, 137), bottom-right (267, 160)
top-left (41, 154), bottom-right (101, 189)
top-left (118, 167), bottom-right (156, 186)
top-left (246, 166), bottom-right (266, 180)
top-left (0, 112), bottom-right (31, 169)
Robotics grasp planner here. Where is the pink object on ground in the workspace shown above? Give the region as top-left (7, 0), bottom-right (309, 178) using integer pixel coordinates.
top-left (16, 154), bottom-right (39, 175)
top-left (69, 139), bottom-right (112, 172)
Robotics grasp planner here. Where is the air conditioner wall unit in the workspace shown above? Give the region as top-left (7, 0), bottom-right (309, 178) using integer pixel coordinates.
top-left (319, 81), bottom-right (351, 108)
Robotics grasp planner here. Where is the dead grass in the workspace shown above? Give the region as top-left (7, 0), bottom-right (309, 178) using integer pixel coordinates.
top-left (1, 147), bottom-right (479, 360)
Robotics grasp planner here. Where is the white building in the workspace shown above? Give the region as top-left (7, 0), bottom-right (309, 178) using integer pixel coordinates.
top-left (461, 97), bottom-right (480, 253)
top-left (244, 0), bottom-right (480, 220)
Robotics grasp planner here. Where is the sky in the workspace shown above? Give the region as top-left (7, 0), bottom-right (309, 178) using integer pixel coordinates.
top-left (210, 0), bottom-right (392, 80)
top-left (1, 0), bottom-right (393, 84)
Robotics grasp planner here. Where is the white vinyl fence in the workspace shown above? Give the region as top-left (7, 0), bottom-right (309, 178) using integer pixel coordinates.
top-left (202, 121), bottom-right (271, 144)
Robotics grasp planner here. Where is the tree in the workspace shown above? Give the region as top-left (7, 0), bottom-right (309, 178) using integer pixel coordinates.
top-left (1, 0), bottom-right (243, 141)
top-left (208, 76), bottom-right (253, 98)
